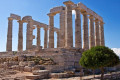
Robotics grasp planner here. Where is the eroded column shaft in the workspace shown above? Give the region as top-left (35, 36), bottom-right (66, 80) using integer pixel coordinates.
top-left (48, 14), bottom-right (54, 48)
top-left (95, 19), bottom-right (100, 46)
top-left (89, 16), bottom-right (95, 48)
top-left (60, 9), bottom-right (65, 47)
top-left (26, 20), bottom-right (33, 50)
top-left (37, 27), bottom-right (40, 46)
top-left (64, 1), bottom-right (74, 48)
top-left (6, 17), bottom-right (13, 51)
top-left (44, 28), bottom-right (48, 48)
top-left (18, 20), bottom-right (23, 51)
top-left (75, 8), bottom-right (82, 48)
top-left (82, 12), bottom-right (89, 50)
top-left (100, 21), bottom-right (105, 46)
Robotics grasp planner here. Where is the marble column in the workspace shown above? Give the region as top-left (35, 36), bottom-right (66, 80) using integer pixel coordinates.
top-left (36, 26), bottom-right (41, 46)
top-left (95, 18), bottom-right (100, 46)
top-left (100, 21), bottom-right (105, 46)
top-left (56, 31), bottom-right (60, 48)
top-left (44, 27), bottom-right (48, 48)
top-left (26, 19), bottom-right (33, 50)
top-left (89, 15), bottom-right (95, 49)
top-left (6, 17), bottom-right (13, 51)
top-left (48, 13), bottom-right (54, 48)
top-left (82, 12), bottom-right (89, 50)
top-left (75, 7), bottom-right (82, 48)
top-left (18, 20), bottom-right (23, 51)
top-left (60, 9), bottom-right (65, 48)
top-left (64, 1), bottom-right (74, 48)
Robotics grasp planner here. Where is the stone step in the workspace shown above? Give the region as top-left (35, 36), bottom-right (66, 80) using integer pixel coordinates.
top-left (26, 75), bottom-right (40, 80)
top-left (50, 73), bottom-right (69, 78)
top-left (32, 70), bottom-right (50, 79)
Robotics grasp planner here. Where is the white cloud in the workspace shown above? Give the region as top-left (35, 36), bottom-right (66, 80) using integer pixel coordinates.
top-left (112, 48), bottom-right (120, 58)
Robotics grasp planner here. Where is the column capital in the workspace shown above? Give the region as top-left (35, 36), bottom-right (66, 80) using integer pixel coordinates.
top-left (37, 25), bottom-right (41, 28)
top-left (43, 27), bottom-right (48, 31)
top-left (75, 7), bottom-right (80, 10)
top-left (63, 1), bottom-right (74, 5)
top-left (100, 21), bottom-right (105, 24)
top-left (8, 17), bottom-right (13, 21)
top-left (81, 11), bottom-right (87, 15)
top-left (95, 18), bottom-right (99, 22)
top-left (47, 13), bottom-right (56, 16)
top-left (17, 20), bottom-right (24, 23)
top-left (89, 15), bottom-right (94, 19)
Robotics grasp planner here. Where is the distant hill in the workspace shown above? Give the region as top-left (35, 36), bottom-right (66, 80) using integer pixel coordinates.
top-left (112, 48), bottom-right (120, 58)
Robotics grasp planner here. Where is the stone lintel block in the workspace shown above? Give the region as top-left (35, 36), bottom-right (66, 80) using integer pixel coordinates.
top-left (63, 1), bottom-right (74, 5)
top-left (10, 13), bottom-right (21, 20)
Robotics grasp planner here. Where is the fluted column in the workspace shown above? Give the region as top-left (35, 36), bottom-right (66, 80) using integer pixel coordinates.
top-left (18, 20), bottom-right (23, 51)
top-left (6, 17), bottom-right (13, 51)
top-left (64, 1), bottom-right (74, 48)
top-left (100, 21), bottom-right (105, 46)
top-left (60, 9), bottom-right (65, 48)
top-left (89, 15), bottom-right (95, 49)
top-left (75, 7), bottom-right (82, 48)
top-left (36, 26), bottom-right (41, 46)
top-left (26, 18), bottom-right (33, 50)
top-left (44, 27), bottom-right (48, 48)
top-left (82, 12), bottom-right (89, 50)
top-left (48, 13), bottom-right (55, 48)
top-left (95, 19), bottom-right (100, 46)
top-left (56, 31), bottom-right (60, 48)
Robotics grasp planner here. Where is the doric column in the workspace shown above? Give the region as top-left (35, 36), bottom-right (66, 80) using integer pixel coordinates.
top-left (75, 7), bottom-right (82, 48)
top-left (100, 21), bottom-right (105, 46)
top-left (89, 15), bottom-right (95, 49)
top-left (64, 1), bottom-right (74, 48)
top-left (44, 27), bottom-right (48, 48)
top-left (48, 13), bottom-right (55, 48)
top-left (82, 12), bottom-right (89, 50)
top-left (56, 31), bottom-right (60, 48)
top-left (95, 18), bottom-right (100, 46)
top-left (26, 18), bottom-right (33, 50)
top-left (60, 9), bottom-right (65, 48)
top-left (6, 17), bottom-right (13, 51)
top-left (18, 20), bottom-right (23, 51)
top-left (36, 26), bottom-right (41, 46)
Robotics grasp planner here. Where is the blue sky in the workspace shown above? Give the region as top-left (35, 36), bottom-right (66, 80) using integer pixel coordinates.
top-left (0, 0), bottom-right (120, 51)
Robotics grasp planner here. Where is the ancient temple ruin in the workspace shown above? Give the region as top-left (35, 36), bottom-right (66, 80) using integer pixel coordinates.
top-left (0, 1), bottom-right (105, 79)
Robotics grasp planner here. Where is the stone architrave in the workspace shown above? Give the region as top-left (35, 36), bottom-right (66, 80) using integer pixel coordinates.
top-left (82, 12), bottom-right (89, 50)
top-left (100, 21), bottom-right (105, 46)
top-left (60, 9), bottom-right (65, 48)
top-left (37, 26), bottom-right (41, 46)
top-left (44, 27), bottom-right (48, 48)
top-left (75, 7), bottom-right (82, 48)
top-left (95, 18), bottom-right (100, 46)
top-left (26, 19), bottom-right (33, 50)
top-left (18, 20), bottom-right (23, 51)
top-left (63, 1), bottom-right (74, 48)
top-left (89, 15), bottom-right (95, 49)
top-left (48, 13), bottom-right (55, 48)
top-left (6, 17), bottom-right (13, 51)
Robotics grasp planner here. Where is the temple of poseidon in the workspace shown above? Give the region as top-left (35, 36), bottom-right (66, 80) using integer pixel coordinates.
top-left (0, 1), bottom-right (105, 79)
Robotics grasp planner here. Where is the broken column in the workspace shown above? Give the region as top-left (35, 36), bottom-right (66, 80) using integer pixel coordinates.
top-left (6, 17), bottom-right (13, 51)
top-left (64, 1), bottom-right (74, 48)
